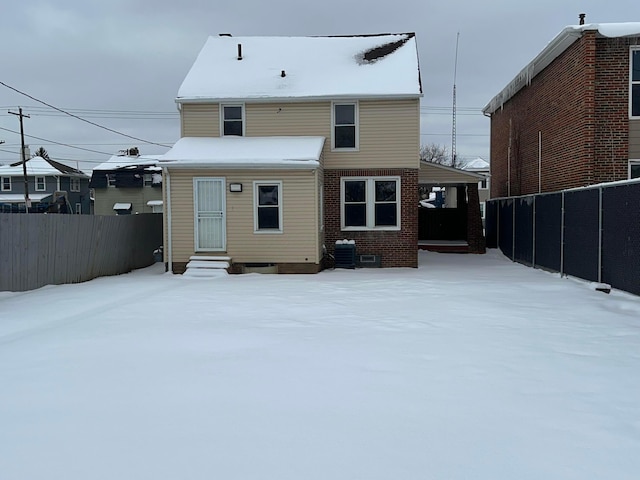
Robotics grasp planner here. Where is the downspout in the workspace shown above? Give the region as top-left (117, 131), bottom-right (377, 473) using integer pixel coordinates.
top-left (164, 168), bottom-right (173, 273)
top-left (538, 131), bottom-right (542, 193)
top-left (560, 191), bottom-right (565, 276)
top-left (598, 187), bottom-right (603, 283)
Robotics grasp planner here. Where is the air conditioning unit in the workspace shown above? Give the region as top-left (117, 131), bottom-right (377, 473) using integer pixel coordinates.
top-left (334, 243), bottom-right (356, 269)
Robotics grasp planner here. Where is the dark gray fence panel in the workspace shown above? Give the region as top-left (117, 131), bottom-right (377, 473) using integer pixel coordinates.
top-left (485, 200), bottom-right (498, 248)
top-left (533, 193), bottom-right (562, 272)
top-left (563, 189), bottom-right (600, 283)
top-left (0, 214), bottom-right (162, 292)
top-left (602, 184), bottom-right (640, 296)
top-left (514, 196), bottom-right (534, 266)
top-left (498, 199), bottom-right (514, 259)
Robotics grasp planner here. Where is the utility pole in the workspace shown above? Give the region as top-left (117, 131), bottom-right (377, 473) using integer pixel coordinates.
top-left (8, 108), bottom-right (30, 213)
top-left (451, 32), bottom-right (460, 168)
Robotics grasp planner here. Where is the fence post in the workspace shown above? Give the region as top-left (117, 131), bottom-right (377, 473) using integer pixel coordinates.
top-left (560, 191), bottom-right (565, 276)
top-left (512, 198), bottom-right (516, 261)
top-left (598, 187), bottom-right (603, 283)
top-left (532, 195), bottom-right (536, 268)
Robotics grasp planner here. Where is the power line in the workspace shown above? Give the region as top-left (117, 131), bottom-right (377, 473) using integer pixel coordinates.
top-left (0, 82), bottom-right (172, 147)
top-left (0, 125), bottom-right (114, 155)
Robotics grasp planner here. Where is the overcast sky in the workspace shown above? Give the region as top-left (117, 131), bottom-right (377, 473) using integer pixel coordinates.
top-left (0, 1), bottom-right (636, 171)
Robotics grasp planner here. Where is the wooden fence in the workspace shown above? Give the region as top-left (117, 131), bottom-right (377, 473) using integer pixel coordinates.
top-left (0, 213), bottom-right (163, 292)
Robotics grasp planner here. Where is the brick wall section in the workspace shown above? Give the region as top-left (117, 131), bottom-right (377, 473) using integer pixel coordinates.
top-left (466, 183), bottom-right (486, 254)
top-left (324, 169), bottom-right (418, 268)
top-left (489, 31), bottom-right (633, 197)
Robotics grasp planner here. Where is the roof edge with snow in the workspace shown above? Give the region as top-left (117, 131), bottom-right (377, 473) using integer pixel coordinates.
top-left (483, 22), bottom-right (640, 115)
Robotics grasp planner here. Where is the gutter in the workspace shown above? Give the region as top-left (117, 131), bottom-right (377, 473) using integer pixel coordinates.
top-left (164, 168), bottom-right (172, 274)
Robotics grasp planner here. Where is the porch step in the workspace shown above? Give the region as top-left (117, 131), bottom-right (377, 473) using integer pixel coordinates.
top-left (183, 256), bottom-right (232, 278)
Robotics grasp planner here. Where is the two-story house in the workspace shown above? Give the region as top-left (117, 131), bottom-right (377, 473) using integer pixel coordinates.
top-left (0, 154), bottom-right (90, 213)
top-left (90, 148), bottom-right (163, 215)
top-left (483, 20), bottom-right (640, 197)
top-left (160, 33), bottom-right (423, 273)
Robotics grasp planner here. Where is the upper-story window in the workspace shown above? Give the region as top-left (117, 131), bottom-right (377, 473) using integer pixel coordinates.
top-left (221, 104), bottom-right (244, 136)
top-left (70, 178), bottom-right (81, 192)
top-left (1, 177), bottom-right (11, 191)
top-left (332, 102), bottom-right (358, 150)
top-left (632, 48), bottom-right (640, 118)
top-left (35, 176), bottom-right (46, 191)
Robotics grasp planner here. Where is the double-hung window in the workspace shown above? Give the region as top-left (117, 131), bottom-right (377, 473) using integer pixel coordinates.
top-left (254, 181), bottom-right (282, 233)
top-left (221, 104), bottom-right (244, 136)
top-left (632, 47), bottom-right (640, 118)
top-left (629, 160), bottom-right (640, 179)
top-left (1, 177), bottom-right (10, 191)
top-left (35, 176), bottom-right (46, 191)
top-left (332, 102), bottom-right (358, 150)
top-left (341, 177), bottom-right (401, 230)
top-left (70, 178), bottom-right (81, 192)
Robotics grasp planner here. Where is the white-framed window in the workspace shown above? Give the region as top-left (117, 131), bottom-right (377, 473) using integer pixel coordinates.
top-left (253, 181), bottom-right (283, 233)
top-left (143, 174), bottom-right (153, 186)
top-left (70, 178), bottom-right (81, 192)
top-left (341, 176), bottom-right (401, 230)
top-left (332, 102), bottom-right (358, 150)
top-left (221, 104), bottom-right (244, 136)
top-left (35, 176), bottom-right (46, 191)
top-left (479, 202), bottom-right (486, 220)
top-left (75, 203), bottom-right (82, 214)
top-left (629, 160), bottom-right (640, 179)
top-left (631, 47), bottom-right (640, 118)
top-left (1, 177), bottom-right (11, 191)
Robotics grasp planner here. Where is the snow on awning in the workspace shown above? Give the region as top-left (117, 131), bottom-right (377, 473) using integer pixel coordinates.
top-left (0, 193), bottom-right (52, 203)
top-left (113, 203), bottom-right (132, 210)
top-left (160, 136), bottom-right (325, 169)
top-left (146, 200), bottom-right (163, 206)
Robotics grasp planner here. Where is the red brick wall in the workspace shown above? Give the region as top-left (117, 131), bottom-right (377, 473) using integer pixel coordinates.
top-left (489, 32), bottom-right (632, 197)
top-left (324, 169), bottom-right (418, 267)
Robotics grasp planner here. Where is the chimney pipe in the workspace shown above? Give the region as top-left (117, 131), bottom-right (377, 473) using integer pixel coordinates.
top-left (579, 13), bottom-right (586, 25)
top-left (237, 43), bottom-right (242, 60)
top-left (281, 70), bottom-right (286, 77)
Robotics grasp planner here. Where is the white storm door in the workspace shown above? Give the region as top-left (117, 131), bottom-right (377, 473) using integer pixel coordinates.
top-left (194, 178), bottom-right (226, 251)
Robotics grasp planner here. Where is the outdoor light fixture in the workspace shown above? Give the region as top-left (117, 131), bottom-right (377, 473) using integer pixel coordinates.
top-left (229, 183), bottom-right (242, 192)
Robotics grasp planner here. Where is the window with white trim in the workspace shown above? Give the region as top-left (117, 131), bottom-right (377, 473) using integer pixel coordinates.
top-left (1, 177), bottom-right (11, 191)
top-left (254, 181), bottom-right (282, 233)
top-left (341, 177), bottom-right (401, 230)
top-left (221, 104), bottom-right (244, 136)
top-left (35, 176), bottom-right (46, 191)
top-left (632, 48), bottom-right (640, 118)
top-left (629, 160), bottom-right (640, 179)
top-left (332, 102), bottom-right (358, 149)
top-left (70, 178), bottom-right (80, 192)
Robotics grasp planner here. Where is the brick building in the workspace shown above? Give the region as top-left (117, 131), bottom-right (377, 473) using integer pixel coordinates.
top-left (483, 21), bottom-right (640, 197)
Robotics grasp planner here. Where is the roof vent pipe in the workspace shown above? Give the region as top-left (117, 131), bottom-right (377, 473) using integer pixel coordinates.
top-left (237, 44), bottom-right (242, 60)
top-left (579, 13), bottom-right (586, 25)
top-left (281, 70), bottom-right (286, 77)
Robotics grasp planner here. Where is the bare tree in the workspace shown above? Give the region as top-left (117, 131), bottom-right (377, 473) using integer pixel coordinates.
top-left (420, 143), bottom-right (450, 165)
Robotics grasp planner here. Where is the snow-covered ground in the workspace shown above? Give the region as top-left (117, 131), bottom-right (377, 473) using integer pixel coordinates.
top-left (1, 251), bottom-right (639, 480)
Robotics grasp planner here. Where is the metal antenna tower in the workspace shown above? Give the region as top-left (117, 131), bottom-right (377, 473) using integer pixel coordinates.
top-left (451, 32), bottom-right (460, 167)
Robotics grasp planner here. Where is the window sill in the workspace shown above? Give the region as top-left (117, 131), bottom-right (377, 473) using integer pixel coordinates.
top-left (341, 226), bottom-right (401, 232)
top-left (254, 230), bottom-right (283, 234)
top-left (331, 147), bottom-right (359, 153)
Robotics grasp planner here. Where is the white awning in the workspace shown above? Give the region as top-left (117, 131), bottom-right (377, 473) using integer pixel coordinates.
top-left (0, 193), bottom-right (52, 203)
top-left (113, 203), bottom-right (132, 210)
top-left (146, 200), bottom-right (163, 206)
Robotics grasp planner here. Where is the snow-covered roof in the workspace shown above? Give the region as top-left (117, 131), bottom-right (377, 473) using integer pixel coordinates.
top-left (461, 158), bottom-right (490, 171)
top-left (0, 193), bottom-right (52, 203)
top-left (0, 156), bottom-right (88, 177)
top-left (93, 154), bottom-right (162, 171)
top-left (177, 33), bottom-right (422, 102)
top-left (483, 22), bottom-right (640, 114)
top-left (161, 136), bottom-right (325, 169)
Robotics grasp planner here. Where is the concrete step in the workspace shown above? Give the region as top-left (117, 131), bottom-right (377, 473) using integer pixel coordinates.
top-left (182, 268), bottom-right (229, 278)
top-left (189, 255), bottom-right (232, 262)
top-left (186, 260), bottom-right (230, 269)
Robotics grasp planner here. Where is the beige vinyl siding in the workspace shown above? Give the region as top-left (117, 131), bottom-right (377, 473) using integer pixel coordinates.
top-left (93, 187), bottom-right (162, 216)
top-left (181, 104), bottom-right (220, 137)
top-left (630, 120), bottom-right (640, 158)
top-left (419, 163), bottom-right (483, 184)
top-left (180, 99), bottom-right (420, 169)
top-left (168, 169), bottom-right (321, 265)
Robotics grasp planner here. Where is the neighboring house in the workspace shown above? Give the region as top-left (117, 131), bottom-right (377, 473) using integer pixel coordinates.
top-left (90, 148), bottom-right (163, 215)
top-left (160, 33), bottom-right (423, 273)
top-left (0, 155), bottom-right (90, 213)
top-left (483, 20), bottom-right (640, 197)
top-left (461, 157), bottom-right (490, 220)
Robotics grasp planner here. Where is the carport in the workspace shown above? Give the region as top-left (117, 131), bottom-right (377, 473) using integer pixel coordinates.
top-left (418, 161), bottom-right (486, 253)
